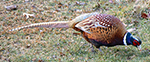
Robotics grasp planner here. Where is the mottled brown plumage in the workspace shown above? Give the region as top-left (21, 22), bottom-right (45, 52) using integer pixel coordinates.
top-left (75, 14), bottom-right (127, 48)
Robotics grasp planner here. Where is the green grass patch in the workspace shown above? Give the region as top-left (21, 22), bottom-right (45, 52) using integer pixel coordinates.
top-left (0, 0), bottom-right (150, 62)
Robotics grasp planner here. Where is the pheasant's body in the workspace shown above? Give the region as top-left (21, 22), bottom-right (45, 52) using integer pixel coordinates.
top-left (75, 14), bottom-right (127, 48)
top-left (9, 12), bottom-right (142, 52)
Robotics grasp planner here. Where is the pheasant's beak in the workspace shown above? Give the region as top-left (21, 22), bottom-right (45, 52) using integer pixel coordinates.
top-left (137, 45), bottom-right (141, 51)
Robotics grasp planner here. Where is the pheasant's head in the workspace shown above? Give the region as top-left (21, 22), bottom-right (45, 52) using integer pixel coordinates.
top-left (131, 36), bottom-right (142, 51)
top-left (123, 32), bottom-right (142, 51)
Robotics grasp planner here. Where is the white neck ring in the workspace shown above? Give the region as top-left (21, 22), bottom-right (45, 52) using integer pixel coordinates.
top-left (123, 32), bottom-right (128, 46)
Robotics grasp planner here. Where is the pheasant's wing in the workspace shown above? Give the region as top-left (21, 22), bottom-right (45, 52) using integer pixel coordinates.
top-left (75, 14), bottom-right (113, 34)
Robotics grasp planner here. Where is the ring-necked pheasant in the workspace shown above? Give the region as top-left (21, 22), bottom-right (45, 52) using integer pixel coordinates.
top-left (9, 12), bottom-right (142, 53)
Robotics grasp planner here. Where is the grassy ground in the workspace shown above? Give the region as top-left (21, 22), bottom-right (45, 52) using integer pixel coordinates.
top-left (0, 0), bottom-right (150, 62)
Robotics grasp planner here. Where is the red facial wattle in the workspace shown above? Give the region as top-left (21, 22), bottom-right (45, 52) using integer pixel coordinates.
top-left (133, 40), bottom-right (140, 46)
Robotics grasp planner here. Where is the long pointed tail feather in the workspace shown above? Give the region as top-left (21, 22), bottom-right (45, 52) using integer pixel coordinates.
top-left (9, 21), bottom-right (70, 31)
top-left (9, 12), bottom-right (99, 32)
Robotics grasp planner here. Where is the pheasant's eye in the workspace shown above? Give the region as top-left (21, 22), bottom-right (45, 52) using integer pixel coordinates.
top-left (133, 40), bottom-right (140, 46)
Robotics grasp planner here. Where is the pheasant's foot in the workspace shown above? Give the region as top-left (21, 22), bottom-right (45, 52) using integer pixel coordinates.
top-left (98, 48), bottom-right (104, 54)
top-left (90, 45), bottom-right (97, 53)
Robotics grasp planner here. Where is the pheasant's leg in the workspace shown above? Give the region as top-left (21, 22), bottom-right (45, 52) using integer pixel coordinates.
top-left (90, 45), bottom-right (96, 52)
top-left (98, 48), bottom-right (104, 54)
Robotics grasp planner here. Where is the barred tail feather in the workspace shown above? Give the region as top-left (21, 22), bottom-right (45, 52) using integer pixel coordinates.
top-left (9, 12), bottom-right (99, 32)
top-left (9, 21), bottom-right (70, 31)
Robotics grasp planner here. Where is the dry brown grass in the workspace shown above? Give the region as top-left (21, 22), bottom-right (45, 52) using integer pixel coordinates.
top-left (0, 0), bottom-right (150, 61)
